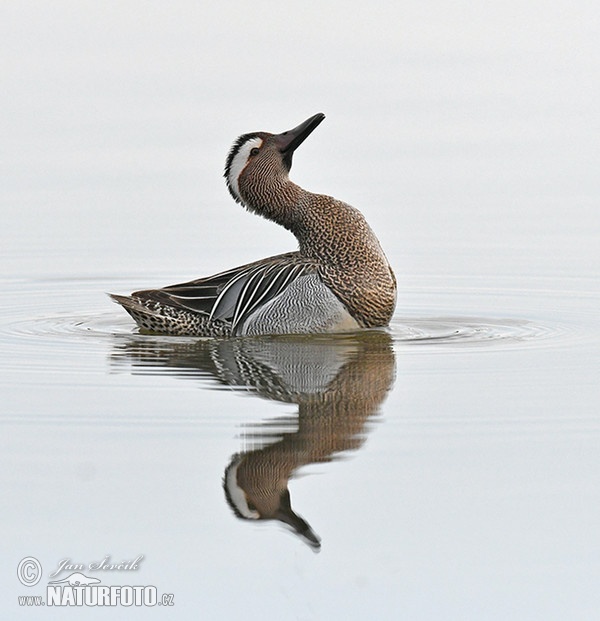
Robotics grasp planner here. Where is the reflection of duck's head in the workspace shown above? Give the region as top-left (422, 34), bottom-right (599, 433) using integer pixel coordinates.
top-left (224, 454), bottom-right (321, 550)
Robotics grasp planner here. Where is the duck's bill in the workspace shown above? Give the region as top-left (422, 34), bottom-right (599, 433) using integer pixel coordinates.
top-left (276, 113), bottom-right (325, 169)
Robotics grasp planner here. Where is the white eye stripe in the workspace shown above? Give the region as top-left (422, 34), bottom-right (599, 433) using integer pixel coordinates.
top-left (225, 459), bottom-right (259, 519)
top-left (227, 137), bottom-right (263, 202)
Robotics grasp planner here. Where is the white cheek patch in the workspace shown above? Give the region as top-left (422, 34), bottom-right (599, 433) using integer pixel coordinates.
top-left (225, 458), bottom-right (260, 519)
top-left (227, 137), bottom-right (263, 202)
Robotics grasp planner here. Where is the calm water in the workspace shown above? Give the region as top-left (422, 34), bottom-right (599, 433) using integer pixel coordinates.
top-left (2, 2), bottom-right (600, 620)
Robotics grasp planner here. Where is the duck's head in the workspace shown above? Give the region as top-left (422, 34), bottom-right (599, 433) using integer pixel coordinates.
top-left (224, 113), bottom-right (325, 207)
top-left (223, 454), bottom-right (321, 551)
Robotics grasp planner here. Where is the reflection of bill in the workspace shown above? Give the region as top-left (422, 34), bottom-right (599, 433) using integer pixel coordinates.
top-left (225, 453), bottom-right (320, 548)
top-left (111, 330), bottom-right (396, 549)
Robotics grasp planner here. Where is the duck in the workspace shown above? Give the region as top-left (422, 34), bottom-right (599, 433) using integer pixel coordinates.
top-left (110, 113), bottom-right (396, 336)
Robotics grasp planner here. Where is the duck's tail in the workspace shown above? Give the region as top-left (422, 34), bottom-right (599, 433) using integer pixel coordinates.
top-left (109, 293), bottom-right (165, 333)
top-left (109, 293), bottom-right (229, 336)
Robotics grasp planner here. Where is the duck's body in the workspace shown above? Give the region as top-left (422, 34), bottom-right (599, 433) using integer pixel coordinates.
top-left (111, 113), bottom-right (396, 337)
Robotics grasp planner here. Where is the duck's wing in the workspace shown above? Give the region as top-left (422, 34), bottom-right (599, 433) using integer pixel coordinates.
top-left (132, 252), bottom-right (319, 333)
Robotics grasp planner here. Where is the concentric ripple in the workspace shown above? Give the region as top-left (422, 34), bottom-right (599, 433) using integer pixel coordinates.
top-left (5, 310), bottom-right (564, 348)
top-left (391, 315), bottom-right (572, 350)
top-left (0, 274), bottom-right (590, 372)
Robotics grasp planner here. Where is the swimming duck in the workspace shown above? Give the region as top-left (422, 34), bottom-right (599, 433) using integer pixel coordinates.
top-left (111, 113), bottom-right (396, 336)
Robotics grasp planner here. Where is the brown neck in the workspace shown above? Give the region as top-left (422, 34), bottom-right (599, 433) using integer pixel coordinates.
top-left (241, 179), bottom-right (396, 327)
top-left (241, 175), bottom-right (303, 232)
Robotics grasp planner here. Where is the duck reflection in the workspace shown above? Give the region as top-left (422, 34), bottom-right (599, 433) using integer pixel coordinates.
top-left (111, 331), bottom-right (395, 549)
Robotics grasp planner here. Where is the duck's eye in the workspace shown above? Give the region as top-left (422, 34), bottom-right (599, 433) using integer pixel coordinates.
top-left (250, 147), bottom-right (260, 156)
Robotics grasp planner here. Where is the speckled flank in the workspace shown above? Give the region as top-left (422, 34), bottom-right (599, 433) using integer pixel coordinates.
top-left (111, 113), bottom-right (397, 337)
top-left (241, 273), bottom-right (360, 335)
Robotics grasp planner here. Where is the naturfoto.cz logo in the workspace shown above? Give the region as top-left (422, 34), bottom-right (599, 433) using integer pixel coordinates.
top-left (17, 555), bottom-right (175, 608)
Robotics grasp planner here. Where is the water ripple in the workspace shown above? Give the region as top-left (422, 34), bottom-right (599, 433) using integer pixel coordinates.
top-left (0, 274), bottom-right (592, 367)
top-left (391, 315), bottom-right (574, 350)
